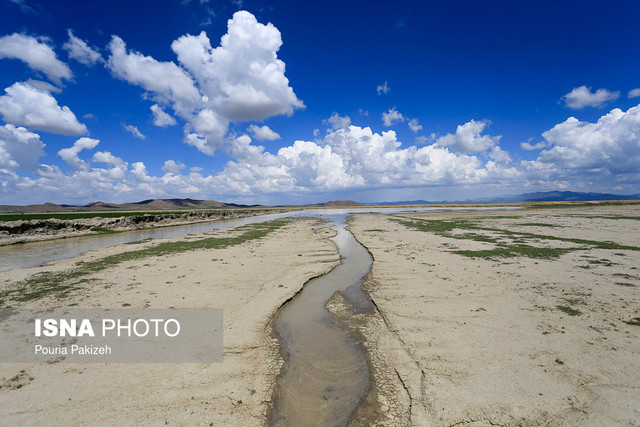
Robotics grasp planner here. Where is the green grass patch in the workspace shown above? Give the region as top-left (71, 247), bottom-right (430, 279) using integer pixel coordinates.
top-left (624, 317), bottom-right (640, 326)
top-left (124, 238), bottom-right (153, 245)
top-left (455, 245), bottom-right (568, 260)
top-left (1, 220), bottom-right (288, 306)
top-left (391, 215), bottom-right (640, 261)
top-left (575, 215), bottom-right (640, 221)
top-left (556, 305), bottom-right (582, 316)
top-left (562, 297), bottom-right (586, 305)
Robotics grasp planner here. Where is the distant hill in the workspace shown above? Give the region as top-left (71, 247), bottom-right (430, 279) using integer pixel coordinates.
top-left (372, 191), bottom-right (640, 205)
top-left (0, 198), bottom-right (262, 213)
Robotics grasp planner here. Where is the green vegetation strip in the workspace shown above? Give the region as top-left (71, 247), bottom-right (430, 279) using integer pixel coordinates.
top-left (0, 220), bottom-right (288, 306)
top-left (556, 305), bottom-right (582, 316)
top-left (391, 217), bottom-right (640, 260)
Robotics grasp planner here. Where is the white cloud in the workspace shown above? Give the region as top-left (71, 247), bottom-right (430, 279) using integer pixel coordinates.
top-left (208, 124), bottom-right (518, 197)
top-left (435, 119), bottom-right (500, 153)
top-left (162, 159), bottom-right (186, 174)
top-left (123, 124), bottom-right (146, 139)
top-left (408, 118), bottom-right (422, 133)
top-left (0, 124), bottom-right (45, 172)
top-left (0, 81), bottom-right (87, 135)
top-left (58, 137), bottom-right (100, 171)
top-left (628, 88), bottom-right (640, 99)
top-left (325, 112), bottom-right (351, 130)
top-left (24, 79), bottom-right (61, 93)
top-left (184, 132), bottom-right (214, 155)
top-left (63, 29), bottom-right (103, 66)
top-left (488, 146), bottom-right (511, 163)
top-left (537, 104), bottom-right (640, 175)
top-left (92, 151), bottom-right (126, 167)
top-left (150, 104), bottom-right (178, 127)
top-left (107, 35), bottom-right (202, 117)
top-left (382, 107), bottom-right (405, 127)
top-left (520, 138), bottom-right (549, 151)
top-left (376, 81), bottom-right (390, 95)
top-left (108, 11), bottom-right (303, 155)
top-left (190, 166), bottom-right (203, 172)
top-left (248, 124), bottom-right (280, 141)
top-left (171, 12), bottom-right (304, 122)
top-left (190, 109), bottom-right (227, 152)
top-left (562, 86), bottom-right (620, 109)
top-left (7, 0), bottom-right (39, 14)
top-left (5, 104), bottom-right (640, 204)
top-left (0, 33), bottom-right (72, 85)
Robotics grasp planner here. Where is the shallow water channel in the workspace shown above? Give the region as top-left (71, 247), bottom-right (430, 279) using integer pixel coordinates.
top-left (270, 214), bottom-right (374, 426)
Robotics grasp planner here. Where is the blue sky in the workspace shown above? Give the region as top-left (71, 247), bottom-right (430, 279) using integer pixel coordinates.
top-left (0, 0), bottom-right (639, 205)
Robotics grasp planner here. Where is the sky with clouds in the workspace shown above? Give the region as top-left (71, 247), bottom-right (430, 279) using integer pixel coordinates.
top-left (0, 0), bottom-right (639, 205)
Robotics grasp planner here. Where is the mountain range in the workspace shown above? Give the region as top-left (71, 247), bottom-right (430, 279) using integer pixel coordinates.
top-left (0, 192), bottom-right (637, 213)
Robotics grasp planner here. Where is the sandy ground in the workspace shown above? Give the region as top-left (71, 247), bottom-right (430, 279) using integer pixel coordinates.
top-left (0, 218), bottom-right (339, 425)
top-left (348, 205), bottom-right (640, 426)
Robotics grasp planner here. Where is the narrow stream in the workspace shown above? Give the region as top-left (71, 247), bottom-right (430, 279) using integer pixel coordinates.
top-left (270, 214), bottom-right (374, 426)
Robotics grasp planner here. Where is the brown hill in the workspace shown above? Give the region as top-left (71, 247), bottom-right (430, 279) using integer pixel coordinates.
top-left (120, 198), bottom-right (227, 210)
top-left (0, 198), bottom-right (246, 213)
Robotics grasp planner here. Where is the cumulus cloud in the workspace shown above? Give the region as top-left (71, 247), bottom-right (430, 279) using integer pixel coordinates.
top-left (58, 137), bottom-right (100, 171)
top-left (0, 33), bottom-right (72, 85)
top-left (325, 112), bottom-right (351, 130)
top-left (150, 104), bottom-right (178, 127)
top-left (488, 146), bottom-right (511, 163)
top-left (537, 104), bottom-right (640, 175)
top-left (562, 86), bottom-right (620, 109)
top-left (248, 124), bottom-right (280, 141)
top-left (520, 138), bottom-right (549, 151)
top-left (435, 119), bottom-right (500, 153)
top-left (63, 30), bottom-right (103, 66)
top-left (408, 118), bottom-right (422, 133)
top-left (107, 11), bottom-right (303, 155)
top-left (122, 124), bottom-right (146, 140)
top-left (107, 35), bottom-right (202, 116)
top-left (376, 81), bottom-right (390, 95)
top-left (171, 12), bottom-right (304, 121)
top-left (0, 124), bottom-right (45, 172)
top-left (208, 124), bottom-right (519, 197)
top-left (382, 107), bottom-right (405, 127)
top-left (162, 159), bottom-right (186, 174)
top-left (0, 81), bottom-right (87, 135)
top-left (628, 88), bottom-right (640, 99)
top-left (92, 151), bottom-right (127, 168)
top-left (5, 103), bottom-right (640, 204)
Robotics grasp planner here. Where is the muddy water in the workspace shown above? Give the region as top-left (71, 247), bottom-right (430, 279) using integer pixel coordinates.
top-left (270, 215), bottom-right (374, 426)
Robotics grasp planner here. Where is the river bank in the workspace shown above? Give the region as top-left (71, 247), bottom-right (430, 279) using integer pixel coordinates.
top-left (348, 204), bottom-right (640, 425)
top-left (0, 208), bottom-right (296, 246)
top-left (0, 218), bottom-right (339, 425)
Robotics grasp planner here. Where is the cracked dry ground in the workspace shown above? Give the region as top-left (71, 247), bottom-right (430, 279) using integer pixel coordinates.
top-left (348, 205), bottom-right (640, 426)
